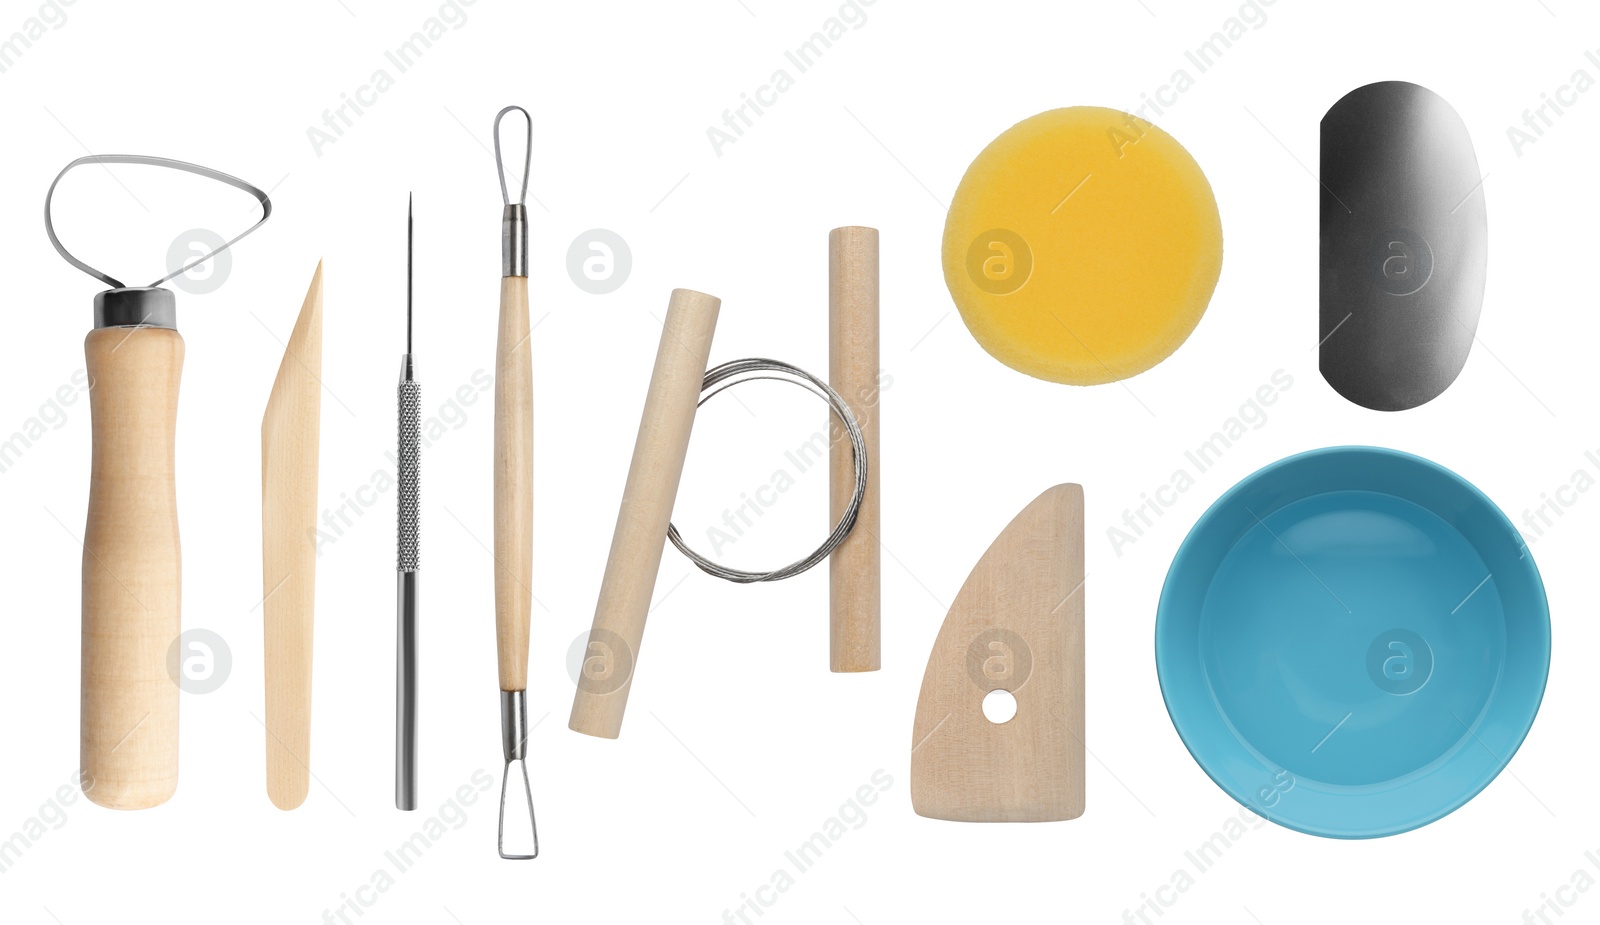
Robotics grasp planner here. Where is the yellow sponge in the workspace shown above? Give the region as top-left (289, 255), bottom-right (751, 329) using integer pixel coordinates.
top-left (941, 107), bottom-right (1223, 385)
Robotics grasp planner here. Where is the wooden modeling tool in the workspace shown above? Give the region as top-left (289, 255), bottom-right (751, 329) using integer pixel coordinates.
top-left (570, 288), bottom-right (722, 739)
top-left (911, 484), bottom-right (1085, 822)
top-left (828, 226), bottom-right (881, 672)
top-left (46, 154), bottom-right (271, 810)
top-left (941, 108), bottom-right (1222, 385)
top-left (492, 107), bottom-right (538, 858)
top-left (262, 263), bottom-right (323, 811)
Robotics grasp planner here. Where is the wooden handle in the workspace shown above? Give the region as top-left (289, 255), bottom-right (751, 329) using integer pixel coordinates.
top-left (569, 288), bottom-right (720, 738)
top-left (495, 275), bottom-right (534, 692)
top-left (82, 325), bottom-right (184, 810)
top-left (828, 226), bottom-right (881, 672)
top-left (261, 264), bottom-right (323, 810)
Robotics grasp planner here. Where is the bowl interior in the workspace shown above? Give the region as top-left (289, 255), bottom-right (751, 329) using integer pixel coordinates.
top-left (1156, 447), bottom-right (1549, 838)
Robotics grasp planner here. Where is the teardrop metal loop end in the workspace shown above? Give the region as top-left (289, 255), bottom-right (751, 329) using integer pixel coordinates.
top-left (493, 106), bottom-right (532, 207)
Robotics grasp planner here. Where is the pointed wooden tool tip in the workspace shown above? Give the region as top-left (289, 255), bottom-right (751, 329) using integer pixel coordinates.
top-left (261, 259), bottom-right (326, 812)
top-left (263, 263), bottom-right (326, 433)
top-left (301, 261), bottom-right (324, 324)
top-left (910, 483), bottom-right (1086, 823)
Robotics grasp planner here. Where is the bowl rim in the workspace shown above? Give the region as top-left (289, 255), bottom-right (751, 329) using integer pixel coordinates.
top-left (1154, 445), bottom-right (1551, 839)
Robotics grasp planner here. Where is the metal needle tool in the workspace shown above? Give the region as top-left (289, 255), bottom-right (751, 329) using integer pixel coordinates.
top-left (396, 195), bottom-right (421, 811)
top-left (492, 105), bottom-right (538, 859)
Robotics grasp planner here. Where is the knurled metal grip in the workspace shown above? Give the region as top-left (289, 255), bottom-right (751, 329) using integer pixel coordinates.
top-left (397, 367), bottom-right (421, 572)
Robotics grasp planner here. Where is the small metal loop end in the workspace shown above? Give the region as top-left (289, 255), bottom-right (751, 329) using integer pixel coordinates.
top-left (497, 759), bottom-right (539, 860)
top-left (494, 107), bottom-right (531, 278)
top-left (493, 106), bottom-right (532, 207)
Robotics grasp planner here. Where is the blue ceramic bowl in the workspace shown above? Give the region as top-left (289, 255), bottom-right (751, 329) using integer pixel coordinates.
top-left (1155, 447), bottom-right (1549, 838)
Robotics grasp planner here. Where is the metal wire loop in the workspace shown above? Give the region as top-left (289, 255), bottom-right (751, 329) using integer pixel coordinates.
top-left (44, 154), bottom-right (271, 289)
top-left (493, 106), bottom-right (532, 207)
top-left (667, 358), bottom-right (868, 583)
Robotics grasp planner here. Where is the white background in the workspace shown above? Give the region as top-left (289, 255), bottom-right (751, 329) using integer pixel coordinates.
top-left (0, 0), bottom-right (1593, 922)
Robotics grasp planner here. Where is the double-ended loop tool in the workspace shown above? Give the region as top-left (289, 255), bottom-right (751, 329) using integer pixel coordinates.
top-left (491, 103), bottom-right (539, 861)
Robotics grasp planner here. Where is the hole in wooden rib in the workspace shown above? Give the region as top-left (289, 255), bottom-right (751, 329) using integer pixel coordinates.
top-left (981, 689), bottom-right (1018, 724)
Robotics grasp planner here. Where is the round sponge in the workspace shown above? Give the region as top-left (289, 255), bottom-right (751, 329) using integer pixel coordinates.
top-left (941, 107), bottom-right (1223, 385)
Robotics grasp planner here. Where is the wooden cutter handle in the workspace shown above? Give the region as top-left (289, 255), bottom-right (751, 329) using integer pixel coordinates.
top-left (495, 275), bottom-right (534, 693)
top-left (829, 226), bottom-right (881, 672)
top-left (81, 325), bottom-right (183, 810)
top-left (569, 288), bottom-right (720, 738)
